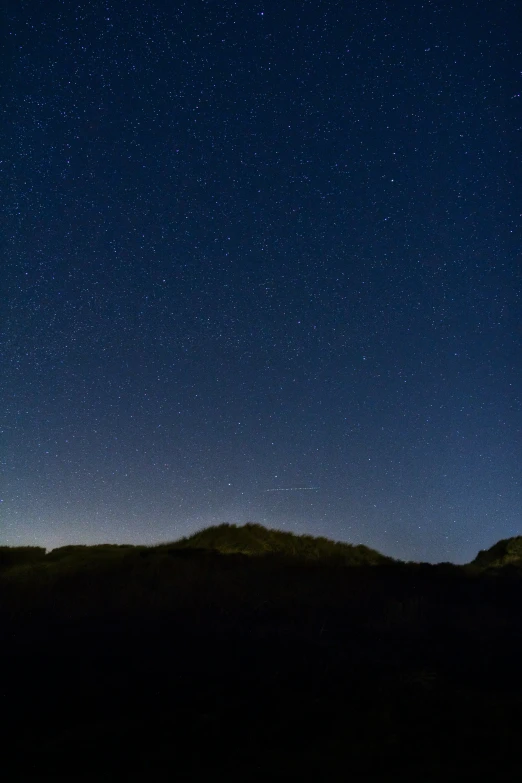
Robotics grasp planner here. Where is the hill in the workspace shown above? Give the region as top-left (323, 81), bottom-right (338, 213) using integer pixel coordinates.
top-left (471, 536), bottom-right (522, 569)
top-left (162, 522), bottom-right (394, 564)
top-left (3, 527), bottom-right (522, 572)
top-left (0, 523), bottom-right (393, 574)
top-left (3, 525), bottom-right (522, 779)
top-left (0, 524), bottom-right (393, 623)
top-left (0, 546), bottom-right (46, 570)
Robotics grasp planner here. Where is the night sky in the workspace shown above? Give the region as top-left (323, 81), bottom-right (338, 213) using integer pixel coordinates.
top-left (3, 1), bottom-right (520, 562)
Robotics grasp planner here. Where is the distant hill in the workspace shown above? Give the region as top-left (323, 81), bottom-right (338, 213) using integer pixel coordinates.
top-left (45, 543), bottom-right (139, 562)
top-left (5, 528), bottom-right (522, 571)
top-left (163, 522), bottom-right (394, 565)
top-left (472, 537), bottom-right (522, 569)
top-left (0, 546), bottom-right (46, 570)
top-left (0, 523), bottom-right (394, 574)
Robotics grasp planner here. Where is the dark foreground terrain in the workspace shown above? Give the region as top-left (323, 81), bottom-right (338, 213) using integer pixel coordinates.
top-left (2, 524), bottom-right (522, 781)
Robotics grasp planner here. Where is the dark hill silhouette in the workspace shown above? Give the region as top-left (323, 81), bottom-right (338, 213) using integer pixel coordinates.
top-left (0, 523), bottom-right (394, 578)
top-left (161, 522), bottom-right (394, 564)
top-left (2, 525), bottom-right (522, 779)
top-left (471, 536), bottom-right (522, 568)
top-left (3, 527), bottom-right (522, 577)
top-left (45, 543), bottom-right (139, 562)
top-left (0, 546), bottom-right (46, 570)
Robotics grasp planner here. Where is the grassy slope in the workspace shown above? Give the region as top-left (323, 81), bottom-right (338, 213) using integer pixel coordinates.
top-left (0, 524), bottom-right (394, 624)
top-left (4, 525), bottom-right (522, 572)
top-left (162, 521), bottom-right (394, 563)
top-left (472, 536), bottom-right (522, 568)
top-left (2, 526), bottom-right (522, 778)
top-left (0, 522), bottom-right (394, 580)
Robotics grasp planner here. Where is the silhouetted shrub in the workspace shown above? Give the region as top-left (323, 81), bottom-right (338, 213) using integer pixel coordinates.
top-left (0, 546), bottom-right (46, 570)
top-left (45, 544), bottom-right (136, 563)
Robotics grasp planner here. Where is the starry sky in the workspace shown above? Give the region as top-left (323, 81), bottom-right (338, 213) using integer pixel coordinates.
top-left (3, 0), bottom-right (520, 562)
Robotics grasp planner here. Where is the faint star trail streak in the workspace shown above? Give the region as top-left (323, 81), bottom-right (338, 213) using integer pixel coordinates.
top-left (264, 487), bottom-right (320, 492)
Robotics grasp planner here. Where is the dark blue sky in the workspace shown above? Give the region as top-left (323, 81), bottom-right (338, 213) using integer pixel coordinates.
top-left (3, 0), bottom-right (520, 562)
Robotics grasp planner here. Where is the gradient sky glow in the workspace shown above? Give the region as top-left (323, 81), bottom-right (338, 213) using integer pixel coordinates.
top-left (3, 0), bottom-right (520, 562)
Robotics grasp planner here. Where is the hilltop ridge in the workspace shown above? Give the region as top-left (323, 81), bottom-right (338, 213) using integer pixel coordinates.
top-left (471, 536), bottom-right (522, 569)
top-left (2, 524), bottom-right (522, 780)
top-left (163, 522), bottom-right (394, 564)
top-left (0, 522), bottom-right (394, 569)
top-left (2, 525), bottom-right (522, 569)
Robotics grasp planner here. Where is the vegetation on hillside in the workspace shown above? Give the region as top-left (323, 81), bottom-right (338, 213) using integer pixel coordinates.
top-left (0, 546), bottom-right (46, 570)
top-left (472, 536), bottom-right (522, 569)
top-left (0, 524), bottom-right (395, 626)
top-left (2, 524), bottom-right (522, 779)
top-left (163, 522), bottom-right (394, 563)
